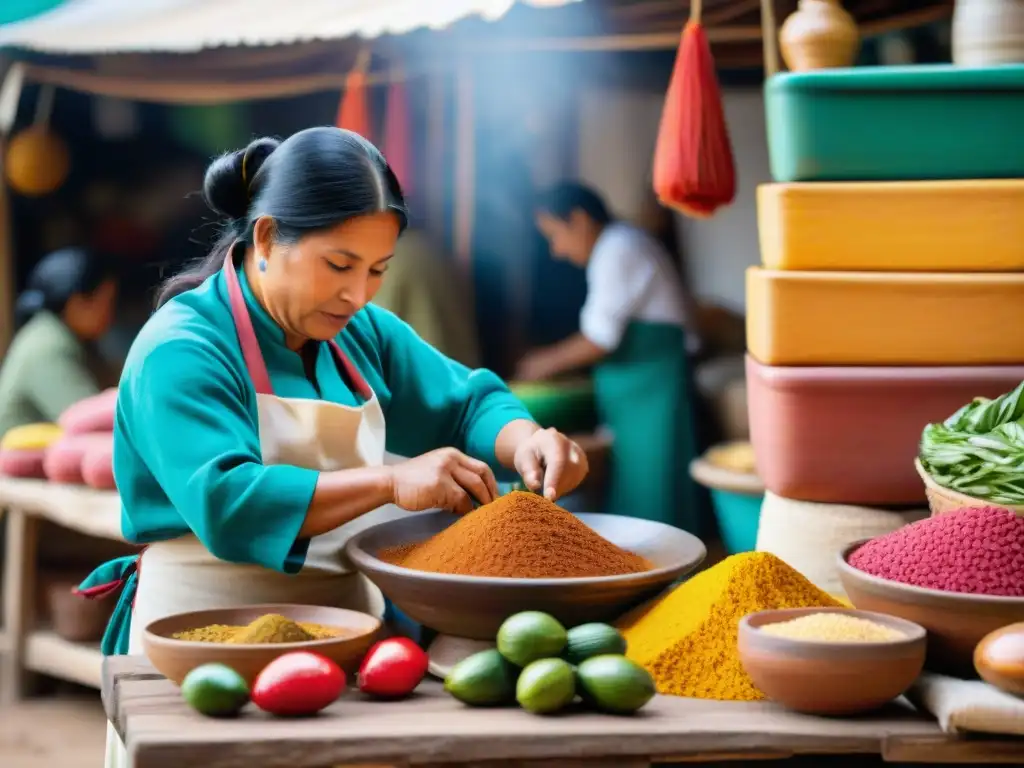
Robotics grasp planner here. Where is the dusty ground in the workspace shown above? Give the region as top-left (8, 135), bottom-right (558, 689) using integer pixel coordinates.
top-left (0, 686), bottom-right (106, 768)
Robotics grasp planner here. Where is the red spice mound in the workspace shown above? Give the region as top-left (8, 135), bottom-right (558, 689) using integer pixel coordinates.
top-left (848, 506), bottom-right (1024, 596)
top-left (379, 491), bottom-right (654, 578)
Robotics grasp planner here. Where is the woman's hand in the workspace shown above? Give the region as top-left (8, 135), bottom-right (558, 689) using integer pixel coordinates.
top-left (388, 448), bottom-right (500, 514)
top-left (513, 427), bottom-right (589, 501)
top-left (514, 350), bottom-right (558, 382)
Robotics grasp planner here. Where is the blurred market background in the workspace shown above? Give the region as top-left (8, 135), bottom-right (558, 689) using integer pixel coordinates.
top-left (0, 0), bottom-right (953, 765)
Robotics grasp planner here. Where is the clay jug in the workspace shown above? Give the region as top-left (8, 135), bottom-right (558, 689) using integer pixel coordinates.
top-left (779, 0), bottom-right (861, 71)
top-left (953, 0), bottom-right (1024, 66)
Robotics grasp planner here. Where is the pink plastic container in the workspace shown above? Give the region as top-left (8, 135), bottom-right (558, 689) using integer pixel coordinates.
top-left (746, 356), bottom-right (1024, 505)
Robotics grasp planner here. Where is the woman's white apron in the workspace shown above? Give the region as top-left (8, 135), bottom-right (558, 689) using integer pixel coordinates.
top-left (105, 257), bottom-right (407, 766)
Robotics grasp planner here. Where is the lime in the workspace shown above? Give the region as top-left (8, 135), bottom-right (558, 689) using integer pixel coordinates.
top-left (497, 612), bottom-right (567, 667)
top-left (564, 623), bottom-right (627, 665)
top-left (516, 658), bottom-right (576, 715)
top-left (444, 649), bottom-right (518, 707)
top-left (576, 655), bottom-right (656, 714)
top-left (181, 663), bottom-right (250, 718)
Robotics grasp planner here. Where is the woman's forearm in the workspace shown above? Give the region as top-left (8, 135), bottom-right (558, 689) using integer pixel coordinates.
top-left (299, 466), bottom-right (394, 538)
top-left (495, 419), bottom-right (541, 469)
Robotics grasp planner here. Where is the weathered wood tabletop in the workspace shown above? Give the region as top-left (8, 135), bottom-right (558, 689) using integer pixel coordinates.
top-left (104, 656), bottom-right (1024, 768)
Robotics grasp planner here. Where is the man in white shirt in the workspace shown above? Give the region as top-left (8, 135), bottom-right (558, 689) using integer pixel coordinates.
top-left (517, 182), bottom-right (702, 532)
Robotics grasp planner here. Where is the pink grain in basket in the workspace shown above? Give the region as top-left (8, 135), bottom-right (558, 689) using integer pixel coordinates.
top-left (43, 433), bottom-right (111, 485)
top-left (0, 447), bottom-right (47, 478)
top-left (58, 388), bottom-right (118, 436)
top-left (81, 434), bottom-right (115, 490)
top-left (848, 506), bottom-right (1024, 597)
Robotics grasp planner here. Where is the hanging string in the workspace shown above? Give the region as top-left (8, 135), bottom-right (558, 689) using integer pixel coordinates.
top-left (33, 84), bottom-right (56, 127)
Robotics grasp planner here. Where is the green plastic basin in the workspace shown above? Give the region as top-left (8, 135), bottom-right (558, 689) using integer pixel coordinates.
top-left (766, 65), bottom-right (1024, 182)
top-left (508, 379), bottom-right (598, 435)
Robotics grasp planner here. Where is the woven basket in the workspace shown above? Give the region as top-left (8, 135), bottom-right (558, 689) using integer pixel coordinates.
top-left (756, 492), bottom-right (926, 596)
top-left (914, 458), bottom-right (1024, 518)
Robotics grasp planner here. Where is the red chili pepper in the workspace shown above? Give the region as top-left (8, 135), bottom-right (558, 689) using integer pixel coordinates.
top-left (357, 637), bottom-right (429, 699)
top-left (251, 652), bottom-right (346, 717)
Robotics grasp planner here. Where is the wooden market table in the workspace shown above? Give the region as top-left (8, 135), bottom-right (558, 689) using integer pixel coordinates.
top-left (105, 656), bottom-right (1024, 768)
top-left (0, 477), bottom-right (125, 703)
top-left (0, 432), bottom-right (611, 705)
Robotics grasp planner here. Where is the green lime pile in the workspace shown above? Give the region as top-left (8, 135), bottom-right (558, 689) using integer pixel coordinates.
top-left (444, 611), bottom-right (655, 716)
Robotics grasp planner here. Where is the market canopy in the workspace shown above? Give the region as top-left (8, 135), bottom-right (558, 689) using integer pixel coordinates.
top-left (0, 0), bottom-right (580, 54)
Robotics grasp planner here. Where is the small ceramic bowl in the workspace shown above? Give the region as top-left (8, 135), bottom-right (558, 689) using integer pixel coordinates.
top-left (738, 607), bottom-right (926, 715)
top-left (143, 603), bottom-right (381, 687)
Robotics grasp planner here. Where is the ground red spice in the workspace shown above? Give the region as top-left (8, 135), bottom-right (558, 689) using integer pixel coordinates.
top-left (848, 506), bottom-right (1024, 596)
top-left (379, 491), bottom-right (653, 578)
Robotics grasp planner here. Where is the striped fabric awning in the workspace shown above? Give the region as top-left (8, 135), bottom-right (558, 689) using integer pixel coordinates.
top-left (0, 0), bottom-right (580, 54)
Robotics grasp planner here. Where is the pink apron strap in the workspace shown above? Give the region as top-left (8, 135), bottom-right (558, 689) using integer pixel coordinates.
top-left (223, 252), bottom-right (275, 396)
top-left (224, 251), bottom-right (372, 401)
top-left (328, 341), bottom-right (373, 401)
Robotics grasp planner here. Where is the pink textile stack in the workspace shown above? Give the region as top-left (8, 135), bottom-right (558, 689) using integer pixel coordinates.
top-left (44, 389), bottom-right (118, 490)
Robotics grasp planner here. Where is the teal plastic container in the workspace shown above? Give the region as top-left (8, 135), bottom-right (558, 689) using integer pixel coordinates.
top-left (765, 65), bottom-right (1024, 182)
top-left (710, 489), bottom-right (763, 554)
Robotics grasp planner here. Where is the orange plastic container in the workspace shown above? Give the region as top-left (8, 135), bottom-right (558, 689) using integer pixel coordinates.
top-left (746, 356), bottom-right (1024, 505)
top-left (746, 268), bottom-right (1024, 366)
top-left (758, 180), bottom-right (1024, 272)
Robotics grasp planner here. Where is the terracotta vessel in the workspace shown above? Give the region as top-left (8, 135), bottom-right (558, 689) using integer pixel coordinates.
top-left (779, 0), bottom-right (860, 71)
top-left (838, 542), bottom-right (1024, 677)
top-left (143, 604), bottom-right (381, 686)
top-left (738, 608), bottom-right (926, 715)
top-left (953, 0), bottom-right (1024, 65)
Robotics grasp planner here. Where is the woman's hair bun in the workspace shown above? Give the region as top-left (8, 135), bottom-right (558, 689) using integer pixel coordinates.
top-left (14, 288), bottom-right (45, 326)
top-left (202, 137), bottom-right (281, 220)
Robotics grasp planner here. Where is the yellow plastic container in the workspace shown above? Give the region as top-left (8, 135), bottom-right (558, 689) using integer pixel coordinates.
top-left (746, 268), bottom-right (1024, 366)
top-left (758, 180), bottom-right (1024, 272)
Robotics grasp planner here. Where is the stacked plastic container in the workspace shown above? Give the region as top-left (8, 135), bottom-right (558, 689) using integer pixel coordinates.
top-left (746, 64), bottom-right (1024, 595)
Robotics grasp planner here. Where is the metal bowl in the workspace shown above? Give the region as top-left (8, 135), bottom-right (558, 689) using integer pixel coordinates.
top-left (345, 511), bottom-right (706, 640)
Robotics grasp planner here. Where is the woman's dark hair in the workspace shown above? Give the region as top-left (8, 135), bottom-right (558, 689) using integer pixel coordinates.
top-left (535, 182), bottom-right (612, 226)
top-left (15, 247), bottom-right (115, 328)
top-left (156, 127), bottom-right (409, 308)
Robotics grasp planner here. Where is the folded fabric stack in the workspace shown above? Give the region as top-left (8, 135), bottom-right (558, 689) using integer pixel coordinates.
top-left (0, 422), bottom-right (64, 478)
top-left (43, 388), bottom-right (118, 490)
top-left (748, 64), bottom-right (1024, 594)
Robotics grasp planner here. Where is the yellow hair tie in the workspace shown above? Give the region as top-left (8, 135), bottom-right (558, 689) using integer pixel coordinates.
top-left (241, 151), bottom-right (250, 188)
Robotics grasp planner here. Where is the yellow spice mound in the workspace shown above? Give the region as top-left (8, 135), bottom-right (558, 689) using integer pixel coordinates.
top-left (616, 552), bottom-right (840, 701)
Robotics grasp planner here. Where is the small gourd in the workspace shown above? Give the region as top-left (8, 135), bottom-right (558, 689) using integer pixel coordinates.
top-left (975, 622), bottom-right (1024, 695)
top-left (779, 0), bottom-right (860, 71)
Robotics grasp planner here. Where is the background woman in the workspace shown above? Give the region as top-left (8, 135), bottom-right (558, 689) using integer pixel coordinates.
top-left (79, 128), bottom-right (588, 768)
top-left (518, 181), bottom-right (701, 533)
top-left (0, 247), bottom-right (118, 437)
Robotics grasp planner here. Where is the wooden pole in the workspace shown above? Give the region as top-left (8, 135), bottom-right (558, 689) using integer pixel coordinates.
top-left (452, 57), bottom-right (475, 273)
top-left (425, 71), bottom-right (447, 247)
top-left (760, 0), bottom-right (781, 76)
top-left (0, 59), bottom-right (24, 356)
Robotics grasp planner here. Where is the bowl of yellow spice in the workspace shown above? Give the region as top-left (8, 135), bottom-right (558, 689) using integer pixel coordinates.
top-left (143, 604), bottom-right (381, 686)
top-left (738, 607), bottom-right (926, 715)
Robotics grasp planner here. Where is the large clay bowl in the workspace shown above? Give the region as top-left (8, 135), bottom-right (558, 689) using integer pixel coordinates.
top-left (739, 607), bottom-right (926, 715)
top-left (345, 511), bottom-right (706, 640)
top-left (143, 604), bottom-right (381, 687)
top-left (838, 540), bottom-right (1024, 676)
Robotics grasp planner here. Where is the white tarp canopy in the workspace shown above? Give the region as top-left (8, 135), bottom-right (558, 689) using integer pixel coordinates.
top-left (0, 0), bottom-right (579, 54)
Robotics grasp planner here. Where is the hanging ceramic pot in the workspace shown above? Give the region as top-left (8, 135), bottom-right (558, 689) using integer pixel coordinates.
top-left (779, 0), bottom-right (860, 71)
top-left (5, 125), bottom-right (69, 197)
top-left (953, 0), bottom-right (1024, 66)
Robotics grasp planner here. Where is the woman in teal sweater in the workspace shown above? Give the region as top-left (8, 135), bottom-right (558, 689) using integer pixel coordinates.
top-left (84, 129), bottom-right (587, 767)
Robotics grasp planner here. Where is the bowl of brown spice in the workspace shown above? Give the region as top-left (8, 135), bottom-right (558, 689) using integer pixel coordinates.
top-left (345, 491), bottom-right (706, 639)
top-left (142, 604), bottom-right (380, 686)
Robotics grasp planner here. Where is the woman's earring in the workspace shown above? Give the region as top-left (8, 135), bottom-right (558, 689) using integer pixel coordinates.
top-left (258, 258), bottom-right (268, 272)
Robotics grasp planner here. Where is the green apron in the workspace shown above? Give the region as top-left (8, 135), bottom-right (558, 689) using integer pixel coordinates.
top-left (593, 321), bottom-right (702, 533)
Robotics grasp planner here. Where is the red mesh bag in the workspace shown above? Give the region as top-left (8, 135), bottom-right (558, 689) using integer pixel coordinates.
top-left (653, 11), bottom-right (736, 218)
